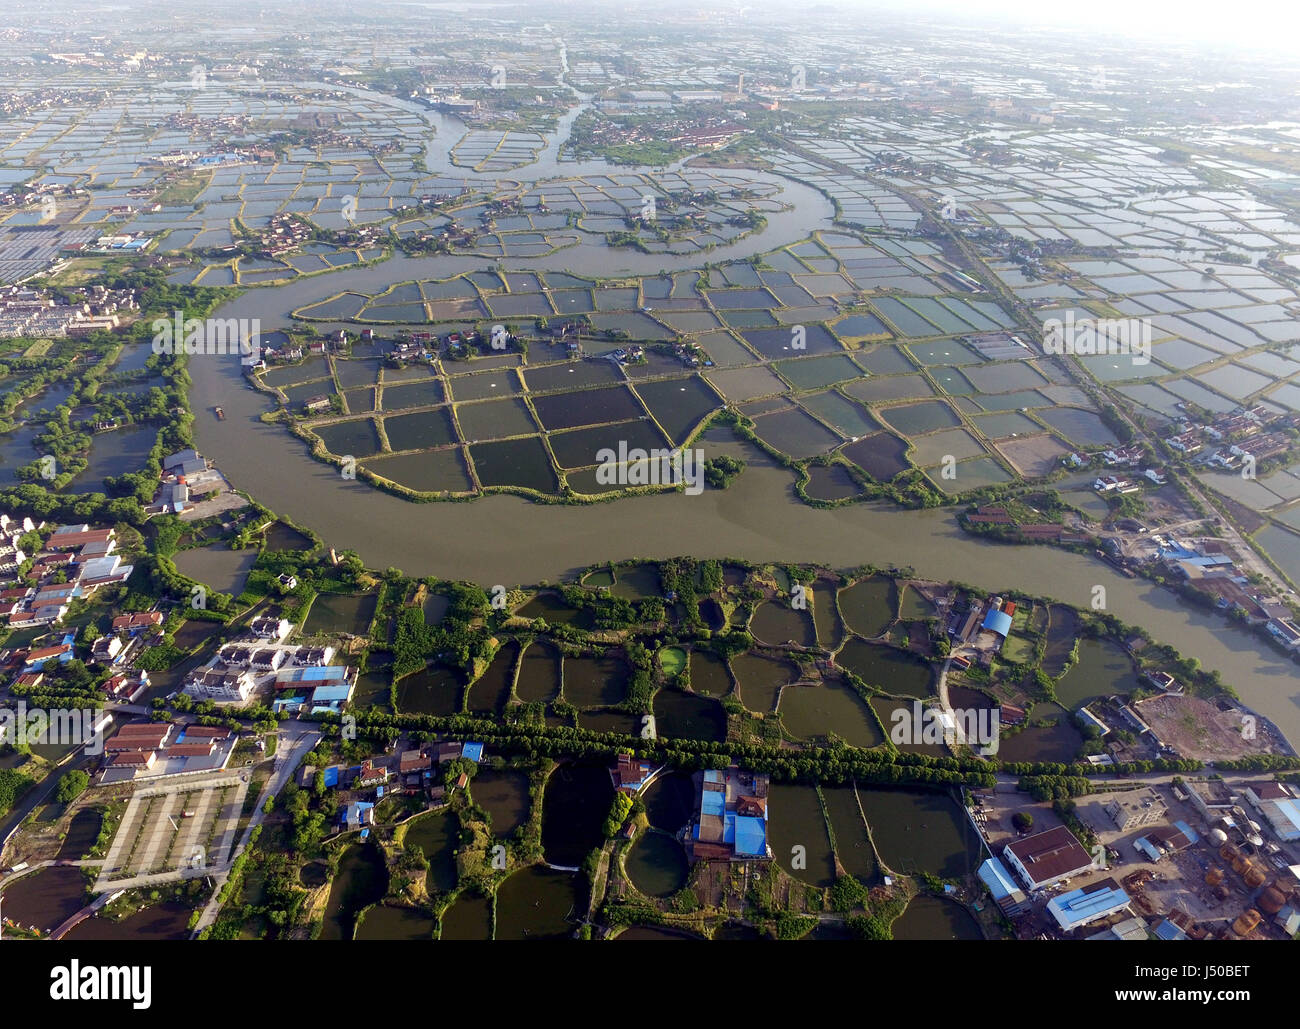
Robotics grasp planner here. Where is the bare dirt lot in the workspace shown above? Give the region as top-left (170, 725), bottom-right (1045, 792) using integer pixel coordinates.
top-left (1135, 693), bottom-right (1287, 761)
top-left (177, 478), bottom-right (251, 521)
top-left (994, 434), bottom-right (1071, 478)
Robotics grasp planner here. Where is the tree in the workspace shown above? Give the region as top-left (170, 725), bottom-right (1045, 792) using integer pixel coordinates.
top-left (55, 769), bottom-right (91, 804)
top-left (602, 792), bottom-right (634, 836)
top-left (1012, 811), bottom-right (1034, 833)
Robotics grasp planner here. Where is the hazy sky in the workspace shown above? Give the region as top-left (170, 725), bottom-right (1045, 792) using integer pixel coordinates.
top-left (853, 0), bottom-right (1300, 54)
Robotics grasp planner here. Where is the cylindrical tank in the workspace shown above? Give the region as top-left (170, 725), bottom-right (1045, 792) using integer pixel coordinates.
top-left (1220, 842), bottom-right (1240, 863)
top-left (1233, 909), bottom-right (1261, 936)
top-left (1258, 885), bottom-right (1285, 915)
top-left (1214, 885), bottom-right (1231, 901)
top-left (1244, 864), bottom-right (1267, 889)
top-left (1205, 867), bottom-right (1225, 886)
top-left (1209, 828), bottom-right (1228, 846)
top-left (1231, 853), bottom-right (1251, 875)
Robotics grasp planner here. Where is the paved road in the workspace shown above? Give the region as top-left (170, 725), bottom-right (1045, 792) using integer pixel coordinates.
top-left (190, 723), bottom-right (320, 937)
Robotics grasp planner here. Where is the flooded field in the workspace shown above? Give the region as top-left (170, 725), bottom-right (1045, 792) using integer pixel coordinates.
top-left (517, 592), bottom-right (593, 628)
top-left (541, 760), bottom-right (614, 867)
top-left (471, 767), bottom-right (531, 837)
top-left (804, 463), bottom-right (865, 502)
top-left (625, 831), bottom-right (690, 897)
top-left (439, 891), bottom-right (492, 940)
top-left (354, 652), bottom-right (393, 711)
top-left (516, 640), bottom-right (562, 702)
top-left (857, 787), bottom-right (981, 879)
top-left (173, 545), bottom-right (258, 597)
top-left (837, 639), bottom-right (932, 698)
top-left (319, 841), bottom-right (389, 941)
top-left (731, 652), bottom-right (797, 713)
top-left (58, 807), bottom-right (103, 860)
top-left (769, 783), bottom-right (836, 887)
top-left (1042, 604), bottom-right (1079, 677)
top-left (356, 905), bottom-right (436, 940)
top-left (653, 688), bottom-right (726, 742)
top-left (837, 577), bottom-right (897, 638)
top-left (822, 785), bottom-right (879, 882)
top-left (63, 423), bottom-right (159, 494)
top-left (467, 640), bottom-right (520, 715)
top-left (563, 654), bottom-right (627, 708)
top-left (1054, 637), bottom-right (1140, 710)
top-left (750, 599), bottom-right (816, 647)
top-left (495, 866), bottom-right (583, 940)
top-left (643, 770), bottom-right (697, 833)
top-left (892, 895), bottom-right (983, 940)
top-left (394, 664), bottom-right (464, 716)
top-left (780, 680), bottom-right (884, 747)
top-left (303, 592), bottom-right (377, 636)
top-left (995, 702), bottom-right (1083, 764)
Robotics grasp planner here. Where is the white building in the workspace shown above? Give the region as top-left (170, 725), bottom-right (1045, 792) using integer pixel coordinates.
top-left (183, 667), bottom-right (257, 703)
top-left (1003, 826), bottom-right (1095, 892)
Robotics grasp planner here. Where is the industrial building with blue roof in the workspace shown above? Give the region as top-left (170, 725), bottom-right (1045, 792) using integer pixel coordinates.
top-left (1048, 879), bottom-right (1131, 932)
top-left (981, 609), bottom-right (1013, 638)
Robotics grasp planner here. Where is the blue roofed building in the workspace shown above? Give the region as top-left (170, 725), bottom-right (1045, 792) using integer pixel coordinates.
top-left (1048, 878), bottom-right (1131, 932)
top-left (272, 692), bottom-right (311, 715)
top-left (462, 742), bottom-right (484, 763)
top-left (981, 609), bottom-right (1013, 638)
top-left (690, 766), bottom-right (770, 861)
top-left (734, 815), bottom-right (767, 858)
top-left (339, 801), bottom-right (375, 829)
top-left (275, 665), bottom-right (356, 689)
top-left (978, 856), bottom-right (1029, 916)
top-left (310, 681), bottom-right (355, 714)
top-left (1153, 918), bottom-right (1188, 941)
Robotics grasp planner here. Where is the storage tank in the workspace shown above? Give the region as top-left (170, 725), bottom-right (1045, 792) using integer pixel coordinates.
top-left (1231, 852), bottom-right (1251, 875)
top-left (1244, 864), bottom-right (1267, 889)
top-left (1220, 842), bottom-right (1240, 863)
top-left (1205, 867), bottom-right (1225, 887)
top-left (1208, 828), bottom-right (1229, 846)
top-left (1257, 885), bottom-right (1286, 915)
top-left (1232, 909), bottom-right (1261, 936)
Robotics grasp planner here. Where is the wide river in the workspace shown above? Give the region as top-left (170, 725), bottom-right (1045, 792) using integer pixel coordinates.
top-left (187, 85), bottom-right (1300, 743)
